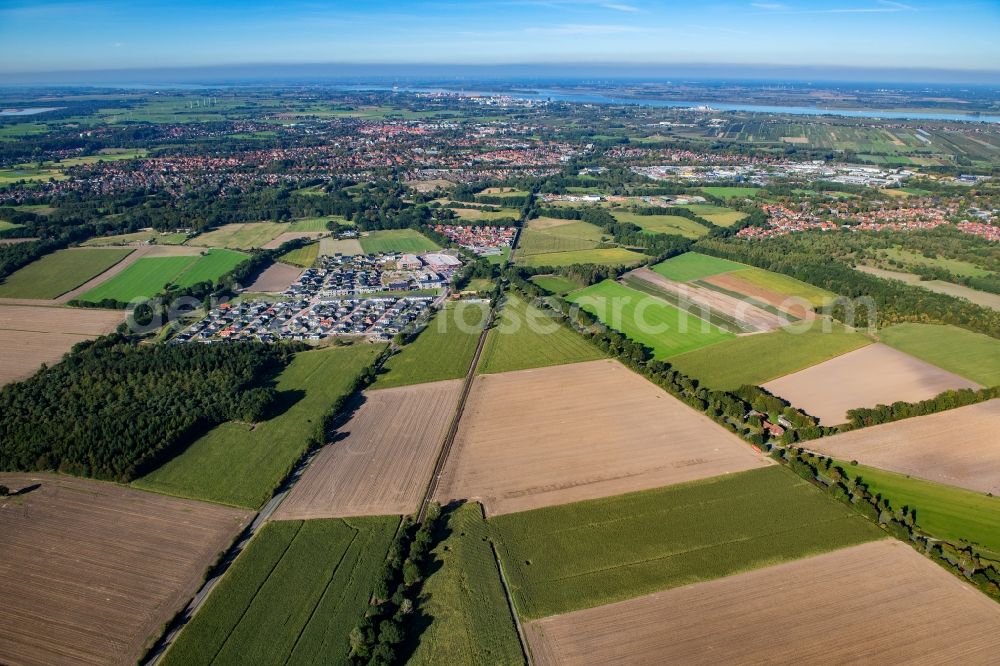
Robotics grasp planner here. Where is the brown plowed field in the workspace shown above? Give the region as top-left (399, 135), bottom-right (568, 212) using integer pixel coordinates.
top-left (0, 305), bottom-right (125, 386)
top-left (435, 359), bottom-right (771, 515)
top-left (275, 379), bottom-right (462, 519)
top-left (762, 343), bottom-right (980, 425)
top-left (628, 267), bottom-right (788, 332)
top-left (526, 539), bottom-right (1000, 665)
top-left (244, 261), bottom-right (303, 292)
top-left (811, 399), bottom-right (1000, 495)
top-left (0, 473), bottom-right (251, 666)
top-left (703, 271), bottom-right (816, 319)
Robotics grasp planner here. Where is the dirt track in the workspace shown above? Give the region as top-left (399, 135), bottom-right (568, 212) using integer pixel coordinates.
top-left (0, 473), bottom-right (251, 666)
top-left (435, 359), bottom-right (772, 515)
top-left (275, 379), bottom-right (463, 519)
top-left (526, 539), bottom-right (1000, 665)
top-left (762, 343), bottom-right (980, 425)
top-left (811, 399), bottom-right (1000, 495)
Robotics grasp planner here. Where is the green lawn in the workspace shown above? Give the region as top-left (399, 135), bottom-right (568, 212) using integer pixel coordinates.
top-left (650, 252), bottom-right (747, 282)
top-left (359, 229), bottom-right (440, 254)
top-left (0, 248), bottom-right (132, 299)
top-left (287, 217), bottom-right (334, 232)
top-left (725, 268), bottom-right (838, 308)
top-left (491, 466), bottom-right (883, 620)
top-left (406, 503), bottom-right (525, 666)
top-left (566, 280), bottom-right (733, 359)
top-left (188, 222), bottom-right (290, 250)
top-left (516, 247), bottom-right (646, 268)
top-left (530, 274), bottom-right (581, 295)
top-left (700, 186), bottom-right (761, 200)
top-left (450, 206), bottom-right (520, 221)
top-left (79, 250), bottom-right (246, 302)
top-left (878, 323), bottom-right (1000, 386)
top-left (610, 211), bottom-right (708, 238)
top-left (162, 516), bottom-right (398, 666)
top-left (668, 321), bottom-right (872, 390)
top-left (134, 345), bottom-right (383, 508)
top-left (479, 293), bottom-right (604, 374)
top-left (839, 461), bottom-right (1000, 556)
top-left (372, 303), bottom-right (487, 389)
top-left (173, 250), bottom-right (247, 287)
top-left (279, 242), bottom-right (319, 268)
top-left (677, 204), bottom-right (747, 227)
top-left (486, 246), bottom-right (511, 266)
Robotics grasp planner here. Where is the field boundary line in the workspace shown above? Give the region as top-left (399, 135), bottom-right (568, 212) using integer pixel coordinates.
top-left (489, 535), bottom-right (534, 666)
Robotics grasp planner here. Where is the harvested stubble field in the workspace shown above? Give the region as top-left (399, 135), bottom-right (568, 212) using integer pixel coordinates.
top-left (525, 540), bottom-right (1000, 666)
top-left (0, 473), bottom-right (251, 666)
top-left (492, 466), bottom-right (881, 620)
top-left (812, 400), bottom-right (1000, 496)
top-left (0, 305), bottom-right (125, 386)
top-left (275, 379), bottom-right (462, 519)
top-left (516, 247), bottom-right (646, 268)
top-left (437, 359), bottom-right (771, 515)
top-left (187, 222), bottom-right (290, 249)
top-left (243, 261), bottom-right (303, 292)
top-left (162, 517), bottom-right (398, 666)
top-left (319, 237), bottom-right (364, 256)
top-left (762, 343), bottom-right (981, 425)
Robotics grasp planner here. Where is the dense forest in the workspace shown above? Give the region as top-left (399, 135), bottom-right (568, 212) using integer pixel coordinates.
top-left (0, 336), bottom-right (301, 481)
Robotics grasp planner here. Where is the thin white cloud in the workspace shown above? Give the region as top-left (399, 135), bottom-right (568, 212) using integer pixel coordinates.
top-left (688, 23), bottom-right (751, 35)
top-left (751, 1), bottom-right (917, 13)
top-left (751, 2), bottom-right (789, 9)
top-left (602, 3), bottom-right (640, 11)
top-left (525, 22), bottom-right (650, 34)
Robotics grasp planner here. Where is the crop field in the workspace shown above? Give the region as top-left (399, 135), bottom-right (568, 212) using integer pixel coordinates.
top-left (650, 252), bottom-right (747, 282)
top-left (479, 293), bottom-right (604, 374)
top-left (610, 211), bottom-right (708, 238)
top-left (82, 230), bottom-right (188, 246)
top-left (762, 343), bottom-right (981, 425)
top-left (261, 231), bottom-right (327, 250)
top-left (516, 247), bottom-right (646, 268)
top-left (188, 222), bottom-right (290, 249)
top-left (438, 359), bottom-right (771, 516)
top-left (278, 242), bottom-right (319, 268)
top-left (677, 203), bottom-right (747, 226)
top-left (878, 323), bottom-right (1000, 386)
top-left (320, 237), bottom-right (364, 256)
top-left (79, 250), bottom-right (246, 302)
top-left (567, 280), bottom-right (733, 358)
top-left (0, 305), bottom-right (126, 386)
top-left (373, 302), bottom-right (487, 389)
top-left (525, 540), bottom-right (1000, 665)
top-left (840, 461), bottom-right (1000, 555)
top-left (0, 473), bottom-right (251, 666)
top-left (707, 267), bottom-right (836, 308)
top-left (134, 345), bottom-right (383, 508)
top-left (0, 248), bottom-right (132, 299)
top-left (287, 217), bottom-right (335, 232)
top-left (700, 186), bottom-right (760, 199)
top-left (857, 265), bottom-right (1000, 310)
top-left (275, 380), bottom-right (461, 519)
top-left (517, 218), bottom-right (605, 256)
top-left (449, 206), bottom-right (520, 221)
top-left (529, 274), bottom-right (581, 295)
top-left (407, 503), bottom-right (525, 666)
top-left (162, 517), bottom-right (398, 666)
top-left (244, 262), bottom-right (302, 292)
top-left (358, 229), bottom-right (440, 254)
top-left (491, 466), bottom-right (881, 620)
top-left (668, 321), bottom-right (872, 390)
top-left (811, 399), bottom-right (1000, 496)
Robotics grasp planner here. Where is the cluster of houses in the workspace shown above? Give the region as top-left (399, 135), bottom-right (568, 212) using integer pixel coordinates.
top-left (285, 252), bottom-right (462, 299)
top-left (430, 224), bottom-right (516, 257)
top-left (633, 161), bottom-right (910, 189)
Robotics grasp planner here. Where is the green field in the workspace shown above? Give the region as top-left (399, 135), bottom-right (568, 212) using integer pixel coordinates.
top-left (529, 274), bottom-right (582, 295)
top-left (516, 247), bottom-right (646, 268)
top-left (651, 252), bottom-right (747, 282)
top-left (406, 503), bottom-right (525, 666)
top-left (517, 219), bottom-right (605, 256)
top-left (449, 206), bottom-right (520, 221)
top-left (373, 303), bottom-right (487, 389)
top-left (82, 230), bottom-right (188, 246)
top-left (162, 517), bottom-right (398, 666)
top-left (135, 345), bottom-right (382, 508)
top-left (567, 280), bottom-right (733, 359)
top-left (79, 250), bottom-right (246, 302)
top-left (486, 246), bottom-right (511, 266)
top-left (677, 204), bottom-right (747, 226)
top-left (611, 211), bottom-right (708, 238)
top-left (0, 248), bottom-right (132, 299)
top-left (491, 466), bottom-right (884, 620)
top-left (668, 322), bottom-right (872, 390)
top-left (287, 217), bottom-right (334, 232)
top-left (724, 268), bottom-right (838, 308)
top-left (188, 222), bottom-right (290, 249)
top-left (881, 247), bottom-right (993, 278)
top-left (700, 186), bottom-right (761, 200)
top-left (359, 229), bottom-right (440, 254)
top-left (479, 293), bottom-right (604, 374)
top-left (0, 220), bottom-right (23, 232)
top-left (279, 242), bottom-right (319, 268)
top-left (878, 323), bottom-right (1000, 386)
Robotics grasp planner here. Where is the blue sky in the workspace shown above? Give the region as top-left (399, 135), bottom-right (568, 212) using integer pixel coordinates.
top-left (1, 0), bottom-right (998, 75)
